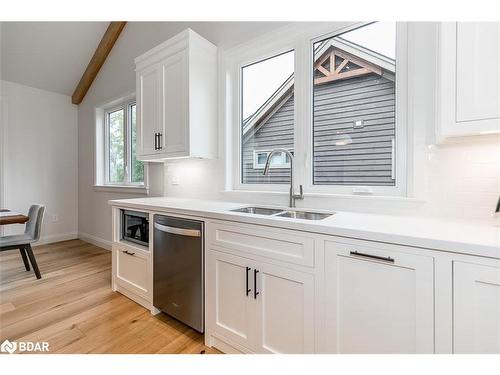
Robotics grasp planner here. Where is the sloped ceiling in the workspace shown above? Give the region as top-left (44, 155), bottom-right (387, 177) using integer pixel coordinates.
top-left (1, 22), bottom-right (109, 96)
top-left (0, 21), bottom-right (290, 97)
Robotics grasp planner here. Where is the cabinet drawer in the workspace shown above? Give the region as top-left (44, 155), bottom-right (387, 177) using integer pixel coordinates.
top-left (207, 221), bottom-right (314, 267)
top-left (115, 245), bottom-right (149, 295)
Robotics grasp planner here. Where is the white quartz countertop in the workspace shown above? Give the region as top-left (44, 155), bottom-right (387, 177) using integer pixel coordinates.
top-left (109, 197), bottom-right (500, 259)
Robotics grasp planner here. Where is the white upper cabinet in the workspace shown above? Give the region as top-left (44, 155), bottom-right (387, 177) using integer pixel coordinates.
top-left (135, 29), bottom-right (217, 161)
top-left (437, 22), bottom-right (500, 142)
top-left (453, 261), bottom-right (500, 354)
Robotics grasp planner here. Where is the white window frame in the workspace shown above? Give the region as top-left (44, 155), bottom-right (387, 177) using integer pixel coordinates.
top-left (94, 94), bottom-right (149, 193)
top-left (225, 22), bottom-right (409, 197)
top-left (252, 149), bottom-right (293, 169)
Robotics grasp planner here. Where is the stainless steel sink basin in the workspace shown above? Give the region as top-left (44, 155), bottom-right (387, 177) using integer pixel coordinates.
top-left (231, 206), bottom-right (284, 215)
top-left (276, 210), bottom-right (333, 220)
top-left (230, 206), bottom-right (334, 220)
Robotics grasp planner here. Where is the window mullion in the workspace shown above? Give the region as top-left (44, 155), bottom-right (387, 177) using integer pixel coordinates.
top-left (293, 38), bottom-right (310, 192)
top-left (104, 113), bottom-right (110, 183)
top-left (124, 104), bottom-right (130, 183)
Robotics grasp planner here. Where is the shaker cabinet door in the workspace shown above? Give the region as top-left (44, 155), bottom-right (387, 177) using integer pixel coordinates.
top-left (137, 65), bottom-right (160, 157)
top-left (438, 22), bottom-right (500, 140)
top-left (455, 23), bottom-right (500, 124)
top-left (159, 50), bottom-right (189, 156)
top-left (206, 250), bottom-right (257, 351)
top-left (325, 241), bottom-right (435, 354)
top-left (454, 261), bottom-right (500, 354)
top-left (253, 262), bottom-right (315, 354)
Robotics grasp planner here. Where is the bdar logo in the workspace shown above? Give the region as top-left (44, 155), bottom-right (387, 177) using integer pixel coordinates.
top-left (1, 339), bottom-right (17, 354)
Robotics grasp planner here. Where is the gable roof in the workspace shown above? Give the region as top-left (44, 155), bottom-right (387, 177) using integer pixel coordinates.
top-left (242, 37), bottom-right (395, 139)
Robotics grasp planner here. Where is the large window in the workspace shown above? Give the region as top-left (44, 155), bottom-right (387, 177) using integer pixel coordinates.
top-left (240, 50), bottom-right (295, 184)
top-left (234, 22), bottom-right (406, 196)
top-left (104, 100), bottom-right (144, 186)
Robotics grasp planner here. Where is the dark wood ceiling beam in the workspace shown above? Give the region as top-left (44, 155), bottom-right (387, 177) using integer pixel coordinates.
top-left (71, 21), bottom-right (126, 105)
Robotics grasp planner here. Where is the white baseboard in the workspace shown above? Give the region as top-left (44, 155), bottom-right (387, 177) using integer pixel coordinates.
top-left (35, 231), bottom-right (78, 246)
top-left (78, 231), bottom-right (112, 251)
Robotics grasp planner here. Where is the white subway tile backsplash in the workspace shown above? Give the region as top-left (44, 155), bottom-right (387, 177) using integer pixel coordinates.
top-left (422, 137), bottom-right (500, 221)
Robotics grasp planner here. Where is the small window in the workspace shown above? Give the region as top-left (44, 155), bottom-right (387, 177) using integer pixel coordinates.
top-left (253, 150), bottom-right (293, 169)
top-left (104, 100), bottom-right (144, 185)
top-left (312, 22), bottom-right (397, 187)
top-left (241, 50), bottom-right (295, 184)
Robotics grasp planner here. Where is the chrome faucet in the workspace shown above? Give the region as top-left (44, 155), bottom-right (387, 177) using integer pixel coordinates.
top-left (263, 148), bottom-right (304, 208)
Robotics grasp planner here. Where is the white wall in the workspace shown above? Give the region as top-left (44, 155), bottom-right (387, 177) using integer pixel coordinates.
top-left (0, 80), bottom-right (78, 243)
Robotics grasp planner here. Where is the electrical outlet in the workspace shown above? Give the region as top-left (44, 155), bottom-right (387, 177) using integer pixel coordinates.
top-left (171, 174), bottom-right (180, 185)
top-left (51, 214), bottom-right (59, 223)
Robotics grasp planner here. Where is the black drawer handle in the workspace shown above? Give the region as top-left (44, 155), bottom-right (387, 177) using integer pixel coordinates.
top-left (246, 267), bottom-right (251, 296)
top-left (122, 250), bottom-right (136, 256)
top-left (350, 251), bottom-right (394, 263)
top-left (254, 269), bottom-right (259, 299)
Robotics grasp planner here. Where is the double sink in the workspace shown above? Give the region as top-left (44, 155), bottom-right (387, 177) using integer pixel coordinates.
top-left (230, 206), bottom-right (334, 220)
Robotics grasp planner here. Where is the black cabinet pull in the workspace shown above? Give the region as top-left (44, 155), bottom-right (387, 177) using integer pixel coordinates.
top-left (122, 250), bottom-right (136, 256)
top-left (245, 267), bottom-right (251, 296)
top-left (254, 269), bottom-right (259, 299)
top-left (154, 132), bottom-right (158, 150)
top-left (158, 133), bottom-right (163, 150)
top-left (350, 251), bottom-right (394, 263)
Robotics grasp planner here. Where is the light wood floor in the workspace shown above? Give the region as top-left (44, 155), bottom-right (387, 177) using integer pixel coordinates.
top-left (0, 239), bottom-right (219, 354)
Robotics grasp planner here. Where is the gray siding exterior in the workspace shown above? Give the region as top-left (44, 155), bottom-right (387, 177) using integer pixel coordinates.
top-left (242, 96), bottom-right (294, 184)
top-left (242, 73), bottom-right (395, 186)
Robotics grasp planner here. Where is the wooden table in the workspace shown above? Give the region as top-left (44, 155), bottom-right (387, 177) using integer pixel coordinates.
top-left (0, 209), bottom-right (29, 225)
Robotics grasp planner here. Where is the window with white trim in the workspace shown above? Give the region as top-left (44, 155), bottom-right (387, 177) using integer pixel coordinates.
top-left (95, 96), bottom-right (147, 190)
top-left (253, 150), bottom-right (293, 169)
top-left (231, 22), bottom-right (408, 196)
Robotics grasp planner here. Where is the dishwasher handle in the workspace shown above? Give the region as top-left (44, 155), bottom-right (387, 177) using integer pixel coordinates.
top-left (154, 222), bottom-right (201, 237)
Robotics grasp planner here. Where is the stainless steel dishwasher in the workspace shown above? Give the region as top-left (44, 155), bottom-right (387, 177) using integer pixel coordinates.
top-left (153, 215), bottom-right (204, 333)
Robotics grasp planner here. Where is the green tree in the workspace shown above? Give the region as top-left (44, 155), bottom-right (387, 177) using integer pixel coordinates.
top-left (109, 109), bottom-right (125, 183)
top-left (130, 104), bottom-right (144, 183)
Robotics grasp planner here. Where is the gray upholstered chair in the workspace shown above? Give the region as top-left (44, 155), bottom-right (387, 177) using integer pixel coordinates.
top-left (0, 205), bottom-right (45, 279)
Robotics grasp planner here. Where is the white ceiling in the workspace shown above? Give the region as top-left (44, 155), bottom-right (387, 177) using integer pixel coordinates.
top-left (1, 22), bottom-right (290, 97)
top-left (1, 22), bottom-right (109, 96)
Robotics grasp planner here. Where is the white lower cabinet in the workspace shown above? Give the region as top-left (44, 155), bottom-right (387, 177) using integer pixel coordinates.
top-left (453, 261), bottom-right (500, 353)
top-left (108, 208), bottom-right (500, 354)
top-left (206, 248), bottom-right (315, 353)
top-left (112, 242), bottom-right (152, 309)
top-left (324, 241), bottom-right (435, 354)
